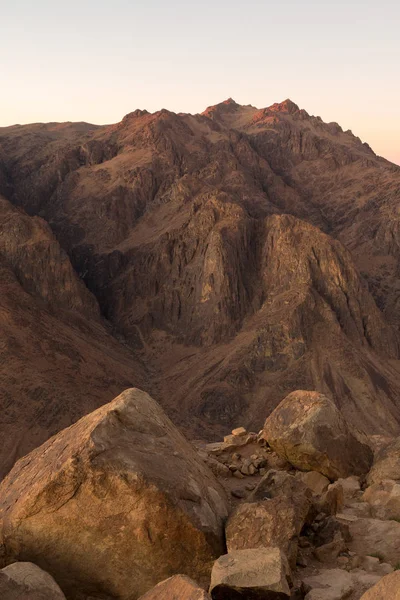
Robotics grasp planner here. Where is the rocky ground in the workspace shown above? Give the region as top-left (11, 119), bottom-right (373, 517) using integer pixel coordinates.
top-left (1, 388), bottom-right (400, 599)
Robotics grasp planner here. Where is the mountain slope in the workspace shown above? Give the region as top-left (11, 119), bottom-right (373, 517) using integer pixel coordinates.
top-left (0, 196), bottom-right (145, 478)
top-left (0, 99), bottom-right (400, 453)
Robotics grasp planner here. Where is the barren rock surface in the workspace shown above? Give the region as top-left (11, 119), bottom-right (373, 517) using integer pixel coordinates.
top-left (0, 389), bottom-right (228, 599)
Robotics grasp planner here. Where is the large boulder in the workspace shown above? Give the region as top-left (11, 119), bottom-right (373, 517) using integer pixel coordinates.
top-left (0, 562), bottom-right (66, 599)
top-left (138, 575), bottom-right (211, 600)
top-left (367, 437), bottom-right (400, 485)
top-left (0, 389), bottom-right (229, 600)
top-left (209, 548), bottom-right (291, 599)
top-left (359, 571), bottom-right (400, 599)
top-left (262, 391), bottom-right (373, 480)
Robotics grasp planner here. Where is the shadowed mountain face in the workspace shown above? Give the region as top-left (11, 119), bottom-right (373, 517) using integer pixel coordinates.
top-left (1, 99), bottom-right (400, 471)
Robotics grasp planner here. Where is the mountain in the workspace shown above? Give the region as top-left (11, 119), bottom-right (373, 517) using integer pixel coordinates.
top-left (0, 99), bottom-right (400, 473)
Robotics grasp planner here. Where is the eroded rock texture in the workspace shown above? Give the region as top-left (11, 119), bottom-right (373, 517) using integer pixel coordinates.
top-left (1, 98), bottom-right (400, 468)
top-left (0, 389), bottom-right (228, 599)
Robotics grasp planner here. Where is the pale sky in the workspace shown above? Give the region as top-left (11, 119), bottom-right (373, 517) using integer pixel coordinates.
top-left (1, 0), bottom-right (399, 164)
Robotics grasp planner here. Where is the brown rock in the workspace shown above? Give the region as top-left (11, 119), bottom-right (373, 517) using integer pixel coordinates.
top-left (347, 517), bottom-right (400, 566)
top-left (296, 471), bottom-right (330, 496)
top-left (209, 548), bottom-right (291, 599)
top-left (363, 479), bottom-right (400, 520)
top-left (262, 391), bottom-right (373, 480)
top-left (0, 562), bottom-right (66, 600)
top-left (0, 389), bottom-right (228, 599)
top-left (138, 575), bottom-right (211, 600)
top-left (226, 494), bottom-right (308, 568)
top-left (367, 437), bottom-right (400, 486)
top-left (231, 427), bottom-right (247, 436)
top-left (359, 571), bottom-right (400, 599)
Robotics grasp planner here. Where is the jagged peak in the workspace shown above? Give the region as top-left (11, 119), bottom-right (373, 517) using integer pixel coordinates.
top-left (201, 97), bottom-right (240, 117)
top-left (121, 109), bottom-right (150, 122)
top-left (267, 99), bottom-right (300, 114)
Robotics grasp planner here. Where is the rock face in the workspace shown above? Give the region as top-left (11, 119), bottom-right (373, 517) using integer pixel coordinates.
top-left (0, 562), bottom-right (66, 600)
top-left (209, 548), bottom-right (291, 599)
top-left (262, 391), bottom-right (373, 480)
top-left (0, 195), bottom-right (145, 479)
top-left (138, 575), bottom-right (211, 600)
top-left (367, 437), bottom-right (400, 485)
top-left (1, 99), bottom-right (400, 457)
top-left (0, 389), bottom-right (228, 599)
top-left (359, 571), bottom-right (400, 599)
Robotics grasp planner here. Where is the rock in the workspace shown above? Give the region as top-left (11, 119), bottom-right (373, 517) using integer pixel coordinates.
top-left (361, 555), bottom-right (380, 572)
top-left (342, 501), bottom-right (371, 518)
top-left (296, 471), bottom-right (330, 496)
top-left (346, 517), bottom-right (400, 566)
top-left (359, 571), bottom-right (400, 599)
top-left (262, 391), bottom-right (373, 480)
top-left (316, 482), bottom-right (344, 516)
top-left (313, 532), bottom-right (346, 562)
top-left (367, 437), bottom-right (400, 486)
top-left (312, 516), bottom-right (352, 548)
top-left (336, 476), bottom-right (361, 500)
top-left (0, 389), bottom-right (228, 600)
top-left (209, 547), bottom-right (291, 599)
top-left (138, 575), bottom-right (211, 600)
top-left (0, 562), bottom-right (66, 600)
top-left (249, 470), bottom-right (312, 510)
top-left (303, 568), bottom-right (354, 599)
top-left (363, 479), bottom-right (400, 520)
top-left (226, 497), bottom-right (307, 568)
top-left (232, 427), bottom-right (247, 436)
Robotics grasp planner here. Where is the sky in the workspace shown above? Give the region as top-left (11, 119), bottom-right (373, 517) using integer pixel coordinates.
top-left (1, 0), bottom-right (399, 164)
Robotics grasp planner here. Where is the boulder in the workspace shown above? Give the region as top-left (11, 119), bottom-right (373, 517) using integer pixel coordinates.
top-left (296, 471), bottom-right (330, 496)
top-left (226, 497), bottom-right (306, 568)
top-left (0, 562), bottom-right (66, 599)
top-left (303, 569), bottom-right (381, 600)
top-left (209, 547), bottom-right (291, 599)
top-left (346, 517), bottom-right (400, 566)
top-left (367, 437), bottom-right (400, 485)
top-left (262, 391), bottom-right (373, 480)
top-left (249, 470), bottom-right (312, 514)
top-left (0, 389), bottom-right (228, 600)
top-left (138, 575), bottom-right (211, 599)
top-left (303, 569), bottom-right (354, 599)
top-left (363, 479), bottom-right (400, 520)
top-left (359, 571), bottom-right (400, 599)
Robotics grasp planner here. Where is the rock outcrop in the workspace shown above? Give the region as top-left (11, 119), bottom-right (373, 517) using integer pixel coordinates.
top-left (209, 548), bottom-right (291, 599)
top-left (0, 389), bottom-right (228, 599)
top-left (262, 391), bottom-right (373, 480)
top-left (0, 562), bottom-right (66, 600)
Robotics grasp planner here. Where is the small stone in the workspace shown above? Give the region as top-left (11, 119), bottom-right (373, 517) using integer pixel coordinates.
top-left (232, 427), bottom-right (247, 436)
top-left (245, 483), bottom-right (256, 491)
top-left (248, 464), bottom-right (257, 475)
top-left (337, 556), bottom-right (349, 566)
top-left (233, 470), bottom-right (245, 479)
top-left (231, 489), bottom-right (246, 499)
